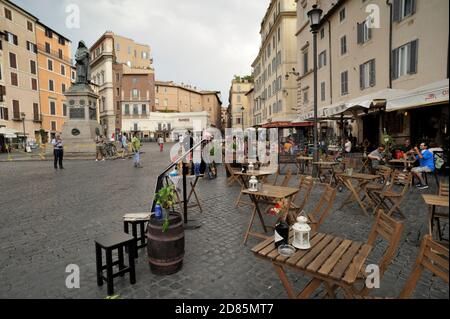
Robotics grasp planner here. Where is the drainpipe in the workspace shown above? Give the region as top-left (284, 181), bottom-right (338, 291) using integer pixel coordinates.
top-left (387, 0), bottom-right (393, 88)
top-left (328, 21), bottom-right (333, 104)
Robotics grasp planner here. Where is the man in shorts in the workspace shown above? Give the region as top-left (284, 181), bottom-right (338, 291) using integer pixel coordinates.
top-left (411, 142), bottom-right (435, 190)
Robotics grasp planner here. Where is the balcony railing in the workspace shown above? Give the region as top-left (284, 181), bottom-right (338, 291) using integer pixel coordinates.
top-left (37, 44), bottom-right (73, 65)
top-left (33, 115), bottom-right (42, 122)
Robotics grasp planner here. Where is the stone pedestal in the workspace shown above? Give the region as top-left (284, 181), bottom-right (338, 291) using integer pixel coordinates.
top-left (56, 84), bottom-right (102, 156)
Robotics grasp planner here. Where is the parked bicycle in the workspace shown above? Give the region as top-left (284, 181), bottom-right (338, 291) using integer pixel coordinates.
top-left (103, 141), bottom-right (118, 158)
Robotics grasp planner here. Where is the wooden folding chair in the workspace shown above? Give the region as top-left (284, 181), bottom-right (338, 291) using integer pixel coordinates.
top-left (296, 185), bottom-right (336, 230)
top-left (354, 235), bottom-right (449, 299)
top-left (371, 170), bottom-right (412, 218)
top-left (328, 210), bottom-right (404, 298)
top-left (365, 166), bottom-right (392, 206)
top-left (290, 175), bottom-right (314, 212)
top-left (439, 183), bottom-right (449, 196)
top-left (280, 168), bottom-right (293, 187)
top-left (225, 163), bottom-right (243, 187)
top-left (430, 183), bottom-right (449, 243)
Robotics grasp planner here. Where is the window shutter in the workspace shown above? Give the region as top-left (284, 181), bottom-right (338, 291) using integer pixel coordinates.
top-left (4, 107), bottom-right (8, 120)
top-left (341, 72), bottom-right (345, 94)
top-left (368, 23), bottom-right (372, 40)
top-left (13, 35), bottom-right (18, 45)
top-left (357, 23), bottom-right (363, 44)
top-left (33, 103), bottom-right (39, 119)
top-left (369, 60), bottom-right (376, 87)
top-left (13, 100), bottom-right (20, 119)
top-left (411, 0), bottom-right (417, 15)
top-left (408, 39), bottom-right (418, 74)
top-left (392, 48), bottom-right (399, 79)
top-left (360, 64), bottom-right (364, 89)
top-left (393, 0), bottom-right (401, 22)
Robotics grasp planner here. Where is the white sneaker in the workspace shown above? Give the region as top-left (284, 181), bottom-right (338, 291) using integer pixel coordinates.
top-left (102, 159), bottom-right (105, 161)
top-left (95, 159), bottom-right (98, 162)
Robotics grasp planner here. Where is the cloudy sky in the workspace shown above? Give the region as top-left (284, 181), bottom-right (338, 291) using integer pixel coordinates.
top-left (14, 0), bottom-right (269, 106)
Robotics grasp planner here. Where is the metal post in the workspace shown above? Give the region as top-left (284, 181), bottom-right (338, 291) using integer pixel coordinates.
top-left (312, 30), bottom-right (319, 177)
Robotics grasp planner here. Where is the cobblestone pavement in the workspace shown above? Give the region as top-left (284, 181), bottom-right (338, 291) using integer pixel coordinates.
top-left (0, 143), bottom-right (448, 299)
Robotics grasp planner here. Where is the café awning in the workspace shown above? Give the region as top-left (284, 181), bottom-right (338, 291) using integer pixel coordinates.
top-left (324, 89), bottom-right (405, 117)
top-left (0, 127), bottom-right (18, 138)
top-left (386, 79), bottom-right (449, 112)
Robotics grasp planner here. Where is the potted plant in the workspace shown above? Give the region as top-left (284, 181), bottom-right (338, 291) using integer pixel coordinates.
top-left (154, 185), bottom-right (176, 232)
top-left (148, 184), bottom-right (185, 275)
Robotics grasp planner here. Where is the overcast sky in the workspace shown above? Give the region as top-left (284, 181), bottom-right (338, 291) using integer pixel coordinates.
top-left (14, 0), bottom-right (269, 107)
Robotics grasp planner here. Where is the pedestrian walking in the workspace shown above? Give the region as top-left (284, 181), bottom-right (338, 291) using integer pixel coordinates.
top-left (158, 136), bottom-right (164, 152)
top-left (121, 133), bottom-right (129, 160)
top-left (132, 133), bottom-right (142, 168)
top-left (95, 134), bottom-right (105, 161)
top-left (51, 135), bottom-right (64, 170)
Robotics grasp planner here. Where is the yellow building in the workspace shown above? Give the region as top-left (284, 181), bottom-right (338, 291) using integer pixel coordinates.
top-left (36, 22), bottom-right (72, 141)
top-left (228, 77), bottom-right (253, 129)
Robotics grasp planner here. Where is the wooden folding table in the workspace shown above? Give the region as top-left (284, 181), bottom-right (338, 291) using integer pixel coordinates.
top-left (241, 184), bottom-right (299, 245)
top-left (422, 194), bottom-right (449, 243)
top-left (233, 169), bottom-right (276, 208)
top-left (337, 172), bottom-right (379, 216)
top-left (252, 232), bottom-right (372, 299)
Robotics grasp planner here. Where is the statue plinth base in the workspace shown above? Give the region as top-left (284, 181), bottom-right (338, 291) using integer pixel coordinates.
top-left (56, 83), bottom-right (102, 157)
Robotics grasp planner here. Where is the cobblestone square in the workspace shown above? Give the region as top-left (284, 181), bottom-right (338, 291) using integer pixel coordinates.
top-left (0, 143), bottom-right (448, 299)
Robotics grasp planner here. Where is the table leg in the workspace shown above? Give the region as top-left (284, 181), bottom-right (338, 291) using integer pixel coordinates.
top-left (273, 263), bottom-right (297, 299)
top-left (243, 206), bottom-right (257, 245)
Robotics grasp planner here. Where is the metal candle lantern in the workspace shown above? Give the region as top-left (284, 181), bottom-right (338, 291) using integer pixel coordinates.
top-left (248, 162), bottom-right (254, 172)
top-left (248, 176), bottom-right (259, 192)
top-left (292, 216), bottom-right (311, 250)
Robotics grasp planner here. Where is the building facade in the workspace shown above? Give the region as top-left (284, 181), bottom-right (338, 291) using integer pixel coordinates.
top-left (155, 81), bottom-right (222, 130)
top-left (252, 0), bottom-right (298, 126)
top-left (228, 77), bottom-right (253, 130)
top-left (115, 63), bottom-right (155, 135)
top-left (296, 0), bottom-right (449, 147)
top-left (90, 32), bottom-right (154, 138)
top-left (0, 0), bottom-right (40, 147)
top-left (36, 22), bottom-right (72, 141)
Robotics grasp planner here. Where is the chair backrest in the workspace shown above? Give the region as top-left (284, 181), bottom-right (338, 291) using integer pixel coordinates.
top-left (439, 183), bottom-right (449, 197)
top-left (367, 210), bottom-right (404, 277)
top-left (307, 185), bottom-right (337, 231)
top-left (377, 166), bottom-right (392, 185)
top-left (399, 235), bottom-right (449, 299)
top-left (225, 163), bottom-right (236, 177)
top-left (387, 170), bottom-right (412, 195)
top-left (296, 175), bottom-right (315, 212)
top-left (280, 168), bottom-right (293, 187)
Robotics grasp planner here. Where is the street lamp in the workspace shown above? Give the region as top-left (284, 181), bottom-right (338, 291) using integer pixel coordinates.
top-left (20, 112), bottom-right (26, 152)
top-left (241, 106), bottom-right (245, 131)
top-left (307, 4), bottom-right (323, 177)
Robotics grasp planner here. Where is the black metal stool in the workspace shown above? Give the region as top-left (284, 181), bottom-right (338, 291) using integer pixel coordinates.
top-left (95, 232), bottom-right (136, 296)
top-left (123, 213), bottom-right (151, 258)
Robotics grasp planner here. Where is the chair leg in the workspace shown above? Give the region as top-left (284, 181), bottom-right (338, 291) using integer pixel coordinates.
top-left (95, 243), bottom-right (103, 286)
top-left (105, 249), bottom-right (114, 296)
top-left (128, 242), bottom-right (136, 285)
top-left (118, 246), bottom-right (125, 277)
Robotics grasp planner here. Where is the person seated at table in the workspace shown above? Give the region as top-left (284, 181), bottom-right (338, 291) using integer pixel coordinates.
top-left (368, 145), bottom-right (387, 171)
top-left (344, 138), bottom-right (352, 154)
top-left (284, 139), bottom-right (293, 154)
top-left (411, 142), bottom-right (435, 190)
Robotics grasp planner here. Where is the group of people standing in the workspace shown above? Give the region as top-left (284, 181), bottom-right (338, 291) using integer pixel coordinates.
top-left (51, 132), bottom-right (143, 169)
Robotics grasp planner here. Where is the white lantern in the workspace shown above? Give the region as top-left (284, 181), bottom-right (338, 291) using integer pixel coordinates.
top-left (248, 176), bottom-right (259, 192)
top-left (292, 216), bottom-right (311, 250)
top-left (248, 162), bottom-right (255, 172)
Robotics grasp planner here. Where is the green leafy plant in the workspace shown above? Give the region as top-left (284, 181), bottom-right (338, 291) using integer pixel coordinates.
top-left (155, 185), bottom-right (176, 233)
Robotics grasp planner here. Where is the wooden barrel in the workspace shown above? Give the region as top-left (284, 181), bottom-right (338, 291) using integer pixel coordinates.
top-left (147, 212), bottom-right (185, 275)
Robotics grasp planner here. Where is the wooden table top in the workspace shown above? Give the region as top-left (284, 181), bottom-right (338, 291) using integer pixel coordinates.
top-left (297, 156), bottom-right (314, 160)
top-left (234, 170), bottom-right (276, 177)
top-left (422, 195), bottom-right (449, 207)
top-left (241, 184), bottom-right (299, 198)
top-left (337, 172), bottom-right (380, 181)
top-left (389, 159), bottom-right (416, 164)
top-left (252, 232), bottom-right (372, 285)
top-left (313, 161), bottom-right (339, 166)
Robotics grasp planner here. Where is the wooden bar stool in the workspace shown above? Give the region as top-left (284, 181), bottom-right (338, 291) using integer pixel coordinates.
top-left (123, 213), bottom-right (151, 258)
top-left (95, 232), bottom-right (136, 296)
